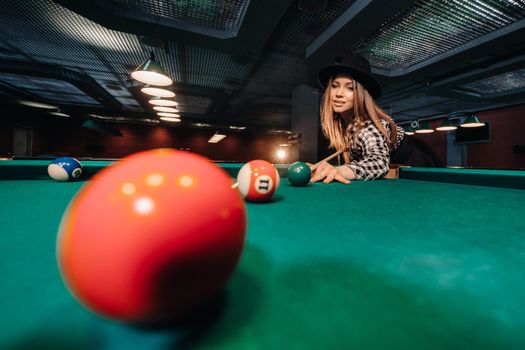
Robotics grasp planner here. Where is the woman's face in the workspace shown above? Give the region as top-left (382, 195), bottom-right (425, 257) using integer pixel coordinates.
top-left (330, 74), bottom-right (354, 115)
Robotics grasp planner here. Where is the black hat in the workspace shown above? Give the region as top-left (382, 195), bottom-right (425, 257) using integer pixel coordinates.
top-left (318, 52), bottom-right (382, 98)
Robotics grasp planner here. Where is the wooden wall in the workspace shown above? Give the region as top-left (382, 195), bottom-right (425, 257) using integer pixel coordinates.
top-left (0, 108), bottom-right (289, 163)
top-left (467, 105), bottom-right (525, 169)
top-left (2, 103), bottom-right (524, 169)
top-left (408, 104), bottom-right (525, 169)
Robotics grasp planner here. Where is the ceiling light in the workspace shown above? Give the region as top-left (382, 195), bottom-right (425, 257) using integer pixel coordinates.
top-left (435, 119), bottom-right (457, 131)
top-left (415, 121), bottom-right (434, 134)
top-left (88, 114), bottom-right (159, 124)
top-left (148, 97), bottom-right (178, 107)
top-left (131, 51), bottom-right (172, 86)
top-left (461, 115), bottom-right (485, 128)
top-left (268, 130), bottom-right (292, 134)
top-left (160, 116), bottom-right (181, 122)
top-left (17, 100), bottom-right (57, 110)
top-left (49, 111), bottom-right (71, 118)
top-left (208, 133), bottom-right (226, 143)
top-left (229, 125), bottom-right (246, 130)
top-left (404, 126), bottom-right (415, 135)
top-left (153, 106), bottom-right (178, 113)
top-left (141, 86), bottom-right (175, 98)
top-left (157, 112), bottom-right (180, 118)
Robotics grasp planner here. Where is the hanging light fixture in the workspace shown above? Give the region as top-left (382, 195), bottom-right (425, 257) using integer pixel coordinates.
top-left (435, 119), bottom-right (457, 131)
top-left (208, 132), bottom-right (226, 143)
top-left (141, 85), bottom-right (175, 98)
top-left (159, 116), bottom-right (181, 122)
top-left (415, 121), bottom-right (434, 134)
top-left (154, 106), bottom-right (179, 113)
top-left (131, 51), bottom-right (172, 86)
top-left (18, 100), bottom-right (58, 110)
top-left (148, 97), bottom-right (178, 107)
top-left (157, 112), bottom-right (181, 118)
top-left (461, 115), bottom-right (485, 128)
top-left (404, 126), bottom-right (415, 135)
top-left (49, 109), bottom-right (71, 118)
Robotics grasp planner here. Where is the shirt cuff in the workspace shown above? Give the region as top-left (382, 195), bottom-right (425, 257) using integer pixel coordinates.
top-left (346, 163), bottom-right (366, 180)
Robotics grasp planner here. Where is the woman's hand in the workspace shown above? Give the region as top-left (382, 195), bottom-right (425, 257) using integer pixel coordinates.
top-left (308, 162), bottom-right (351, 184)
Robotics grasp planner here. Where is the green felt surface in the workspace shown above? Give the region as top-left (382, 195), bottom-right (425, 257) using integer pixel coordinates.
top-left (400, 167), bottom-right (525, 189)
top-left (1, 164), bottom-right (525, 349)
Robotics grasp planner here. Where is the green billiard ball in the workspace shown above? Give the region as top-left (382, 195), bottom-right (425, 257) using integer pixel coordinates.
top-left (287, 161), bottom-right (312, 186)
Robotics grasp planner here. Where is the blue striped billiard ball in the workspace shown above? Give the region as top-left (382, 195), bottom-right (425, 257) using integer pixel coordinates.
top-left (48, 157), bottom-right (83, 181)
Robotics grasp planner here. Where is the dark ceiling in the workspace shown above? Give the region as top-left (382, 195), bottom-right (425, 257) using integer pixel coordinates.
top-left (1, 0), bottom-right (525, 133)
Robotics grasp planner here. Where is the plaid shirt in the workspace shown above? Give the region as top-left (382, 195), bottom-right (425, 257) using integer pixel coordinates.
top-left (346, 120), bottom-right (404, 180)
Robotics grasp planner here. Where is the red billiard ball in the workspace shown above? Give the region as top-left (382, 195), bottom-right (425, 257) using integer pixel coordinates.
top-left (57, 149), bottom-right (247, 323)
top-left (236, 159), bottom-right (280, 202)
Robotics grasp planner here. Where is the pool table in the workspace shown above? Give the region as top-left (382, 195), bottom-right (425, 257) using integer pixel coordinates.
top-left (1, 159), bottom-right (525, 349)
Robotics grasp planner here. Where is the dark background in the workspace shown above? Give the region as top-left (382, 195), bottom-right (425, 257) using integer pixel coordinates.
top-left (1, 0), bottom-right (524, 168)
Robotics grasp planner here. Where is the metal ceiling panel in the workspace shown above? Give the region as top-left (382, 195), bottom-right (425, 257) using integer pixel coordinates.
top-left (356, 0), bottom-right (525, 72)
top-left (184, 46), bottom-right (254, 90)
top-left (108, 0), bottom-right (251, 39)
top-left (116, 97), bottom-right (143, 111)
top-left (0, 73), bottom-right (100, 105)
top-left (176, 94), bottom-right (211, 115)
top-left (55, 0), bottom-right (296, 53)
top-left (276, 0), bottom-right (357, 57)
top-left (243, 54), bottom-right (308, 97)
top-left (36, 91), bottom-right (99, 105)
top-left (459, 67), bottom-right (525, 96)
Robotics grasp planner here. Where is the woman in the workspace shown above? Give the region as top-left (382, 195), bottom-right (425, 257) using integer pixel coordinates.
top-left (311, 52), bottom-right (439, 184)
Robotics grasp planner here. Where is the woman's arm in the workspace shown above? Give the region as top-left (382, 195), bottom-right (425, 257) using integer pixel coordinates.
top-left (346, 125), bottom-right (390, 180)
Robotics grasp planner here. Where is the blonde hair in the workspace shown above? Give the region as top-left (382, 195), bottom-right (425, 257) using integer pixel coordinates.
top-left (320, 77), bottom-right (397, 163)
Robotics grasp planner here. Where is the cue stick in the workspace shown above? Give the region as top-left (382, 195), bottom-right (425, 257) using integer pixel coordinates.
top-left (310, 150), bottom-right (344, 171)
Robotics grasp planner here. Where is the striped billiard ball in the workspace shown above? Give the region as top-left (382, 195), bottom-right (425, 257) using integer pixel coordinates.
top-left (48, 157), bottom-right (83, 181)
top-left (236, 159), bottom-right (280, 202)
